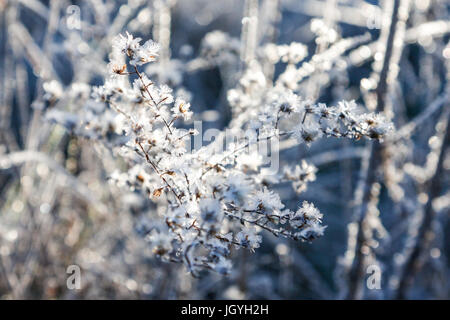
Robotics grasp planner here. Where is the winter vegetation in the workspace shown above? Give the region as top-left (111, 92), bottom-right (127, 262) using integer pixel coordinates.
top-left (0, 0), bottom-right (449, 299)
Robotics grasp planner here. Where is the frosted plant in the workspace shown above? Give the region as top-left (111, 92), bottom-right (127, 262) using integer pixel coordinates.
top-left (42, 32), bottom-right (392, 276)
top-left (0, 0), bottom-right (447, 300)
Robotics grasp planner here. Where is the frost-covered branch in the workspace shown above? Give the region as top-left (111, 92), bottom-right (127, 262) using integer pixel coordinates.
top-left (42, 31), bottom-right (392, 276)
